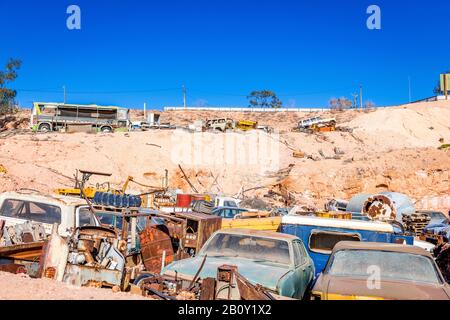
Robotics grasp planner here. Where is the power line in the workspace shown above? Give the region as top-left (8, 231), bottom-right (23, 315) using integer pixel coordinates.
top-left (16, 87), bottom-right (180, 94)
top-left (190, 85), bottom-right (358, 98)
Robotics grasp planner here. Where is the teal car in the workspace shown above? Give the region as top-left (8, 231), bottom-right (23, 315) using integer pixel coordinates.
top-left (161, 228), bottom-right (315, 299)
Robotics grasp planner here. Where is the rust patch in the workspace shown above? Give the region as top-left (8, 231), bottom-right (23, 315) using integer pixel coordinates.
top-left (139, 226), bottom-right (174, 273)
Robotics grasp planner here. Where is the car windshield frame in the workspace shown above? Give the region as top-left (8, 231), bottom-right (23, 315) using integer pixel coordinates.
top-left (200, 233), bottom-right (292, 267)
top-left (326, 249), bottom-right (444, 286)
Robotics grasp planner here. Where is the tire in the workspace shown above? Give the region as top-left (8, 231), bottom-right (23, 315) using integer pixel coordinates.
top-left (133, 273), bottom-right (156, 286)
top-left (38, 123), bottom-right (51, 132)
top-left (101, 126), bottom-right (113, 133)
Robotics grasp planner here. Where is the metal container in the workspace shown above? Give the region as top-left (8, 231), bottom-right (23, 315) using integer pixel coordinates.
top-left (347, 192), bottom-right (415, 221)
top-left (176, 194), bottom-right (192, 208)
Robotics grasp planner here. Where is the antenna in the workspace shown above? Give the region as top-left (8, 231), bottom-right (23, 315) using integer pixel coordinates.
top-left (351, 93), bottom-right (358, 109)
top-left (63, 86), bottom-right (67, 104)
top-left (359, 85), bottom-right (363, 110)
top-left (182, 85), bottom-right (187, 110)
top-left (144, 102), bottom-right (147, 121)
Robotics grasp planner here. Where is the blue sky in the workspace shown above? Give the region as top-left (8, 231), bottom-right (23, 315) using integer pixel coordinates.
top-left (1, 0), bottom-right (449, 109)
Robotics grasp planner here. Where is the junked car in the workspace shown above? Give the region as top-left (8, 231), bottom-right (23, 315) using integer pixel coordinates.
top-left (280, 215), bottom-right (419, 277)
top-left (311, 241), bottom-right (450, 300)
top-left (417, 210), bottom-right (448, 227)
top-left (160, 229), bottom-right (315, 299)
top-left (0, 191), bottom-right (100, 237)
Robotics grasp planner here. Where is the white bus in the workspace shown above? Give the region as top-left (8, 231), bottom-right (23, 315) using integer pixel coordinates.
top-left (31, 102), bottom-right (130, 133)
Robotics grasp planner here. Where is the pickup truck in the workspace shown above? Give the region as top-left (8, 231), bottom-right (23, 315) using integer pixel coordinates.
top-left (0, 191), bottom-right (100, 237)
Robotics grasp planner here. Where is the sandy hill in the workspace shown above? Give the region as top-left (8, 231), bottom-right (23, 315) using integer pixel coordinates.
top-left (0, 100), bottom-right (449, 212)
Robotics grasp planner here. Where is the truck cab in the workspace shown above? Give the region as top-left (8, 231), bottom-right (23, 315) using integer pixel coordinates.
top-left (0, 191), bottom-right (100, 237)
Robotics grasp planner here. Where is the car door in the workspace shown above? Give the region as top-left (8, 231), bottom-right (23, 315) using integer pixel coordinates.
top-left (292, 240), bottom-right (313, 299)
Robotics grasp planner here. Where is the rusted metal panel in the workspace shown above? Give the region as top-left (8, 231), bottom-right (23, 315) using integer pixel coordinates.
top-left (347, 192), bottom-right (415, 221)
top-left (139, 226), bottom-right (174, 273)
top-left (0, 220), bottom-right (4, 238)
top-left (62, 264), bottom-right (123, 288)
top-left (0, 242), bottom-right (44, 261)
top-left (199, 278), bottom-right (216, 300)
top-left (235, 272), bottom-right (271, 300)
top-left (0, 263), bottom-right (27, 274)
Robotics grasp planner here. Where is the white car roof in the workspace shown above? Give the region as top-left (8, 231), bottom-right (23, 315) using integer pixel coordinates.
top-left (282, 215), bottom-right (395, 233)
top-left (0, 191), bottom-right (88, 207)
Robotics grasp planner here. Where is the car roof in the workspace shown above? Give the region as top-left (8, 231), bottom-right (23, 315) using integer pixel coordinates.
top-left (332, 241), bottom-right (431, 257)
top-left (282, 215), bottom-right (395, 233)
top-left (0, 191), bottom-right (88, 207)
top-left (214, 206), bottom-right (244, 210)
top-left (214, 228), bottom-right (298, 241)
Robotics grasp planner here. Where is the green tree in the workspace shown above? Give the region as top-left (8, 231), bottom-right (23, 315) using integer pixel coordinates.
top-left (0, 58), bottom-right (22, 115)
top-left (247, 90), bottom-right (282, 108)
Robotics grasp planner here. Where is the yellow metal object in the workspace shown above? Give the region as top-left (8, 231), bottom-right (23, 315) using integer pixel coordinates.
top-left (315, 212), bottom-right (352, 220)
top-left (121, 176), bottom-right (134, 194)
top-left (315, 292), bottom-right (384, 300)
top-left (236, 120), bottom-right (258, 131)
top-left (0, 165), bottom-right (7, 174)
top-left (221, 216), bottom-right (282, 232)
top-left (55, 187), bottom-right (104, 199)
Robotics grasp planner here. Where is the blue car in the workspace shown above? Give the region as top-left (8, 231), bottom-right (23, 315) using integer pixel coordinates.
top-left (161, 228), bottom-right (315, 299)
top-left (211, 206), bottom-right (249, 219)
top-left (280, 215), bottom-right (414, 277)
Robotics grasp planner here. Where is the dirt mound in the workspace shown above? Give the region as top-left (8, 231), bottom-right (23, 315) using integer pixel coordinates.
top-left (0, 101), bottom-right (448, 213)
top-left (0, 272), bottom-right (147, 300)
top-left (0, 113), bottom-right (29, 132)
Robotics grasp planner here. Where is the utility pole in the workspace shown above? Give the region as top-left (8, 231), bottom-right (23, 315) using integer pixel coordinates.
top-left (408, 76), bottom-right (412, 103)
top-left (63, 86), bottom-right (67, 104)
top-left (182, 85), bottom-right (187, 109)
top-left (352, 93), bottom-right (358, 109)
top-left (143, 102), bottom-right (147, 121)
top-left (359, 85), bottom-right (363, 110)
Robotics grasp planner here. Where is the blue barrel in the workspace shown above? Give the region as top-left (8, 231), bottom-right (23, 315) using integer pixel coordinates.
top-left (107, 193), bottom-right (115, 207)
top-left (93, 192), bottom-right (102, 205)
top-left (101, 192), bottom-right (109, 206)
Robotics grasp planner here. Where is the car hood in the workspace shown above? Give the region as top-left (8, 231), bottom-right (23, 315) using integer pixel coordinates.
top-left (162, 256), bottom-right (290, 291)
top-left (321, 276), bottom-right (450, 300)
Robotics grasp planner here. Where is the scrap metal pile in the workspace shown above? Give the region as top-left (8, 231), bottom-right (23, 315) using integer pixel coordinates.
top-left (138, 264), bottom-right (276, 300)
top-left (0, 181), bottom-right (449, 300)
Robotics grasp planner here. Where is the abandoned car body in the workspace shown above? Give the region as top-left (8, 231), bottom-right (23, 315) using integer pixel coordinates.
top-left (280, 215), bottom-right (415, 276)
top-left (160, 228), bottom-right (315, 299)
top-left (0, 191), bottom-right (100, 237)
top-left (311, 241), bottom-right (450, 300)
top-left (40, 225), bottom-right (128, 289)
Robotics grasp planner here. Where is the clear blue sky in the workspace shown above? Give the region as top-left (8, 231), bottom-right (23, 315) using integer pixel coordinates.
top-left (1, 0), bottom-right (449, 109)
